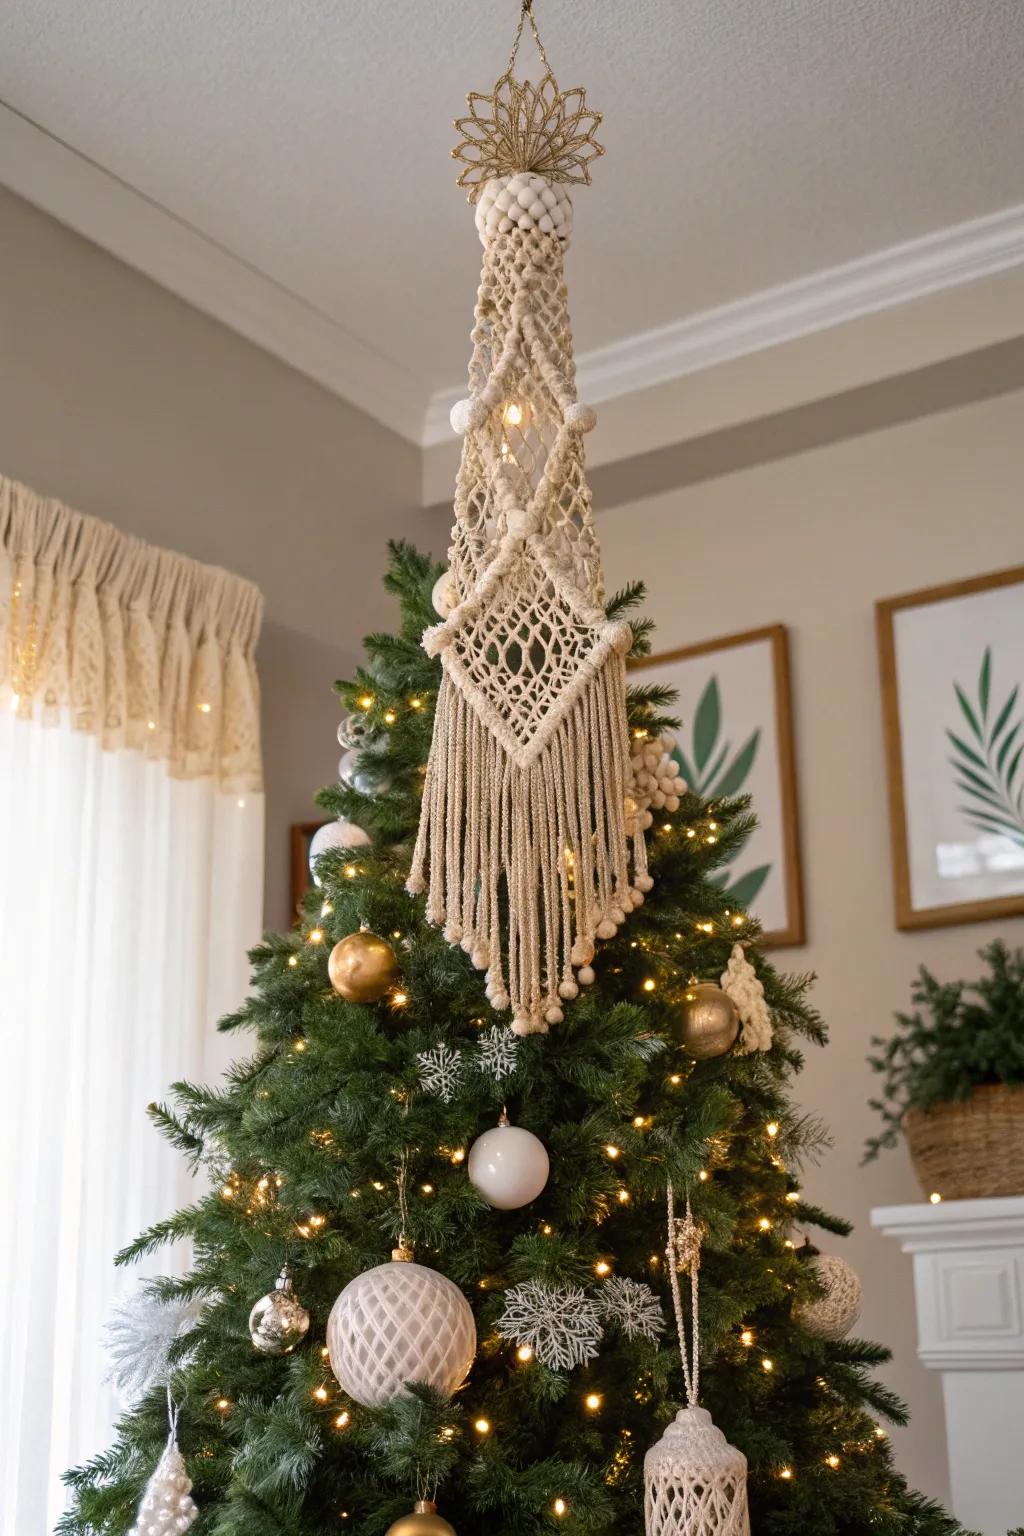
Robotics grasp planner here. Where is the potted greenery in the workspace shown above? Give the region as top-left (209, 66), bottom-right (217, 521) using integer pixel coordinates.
top-left (865, 940), bottom-right (1024, 1201)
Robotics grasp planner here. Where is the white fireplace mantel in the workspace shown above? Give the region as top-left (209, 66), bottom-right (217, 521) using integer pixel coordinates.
top-left (872, 1195), bottom-right (1024, 1535)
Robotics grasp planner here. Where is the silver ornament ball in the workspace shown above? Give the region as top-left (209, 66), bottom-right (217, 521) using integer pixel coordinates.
top-left (249, 1269), bottom-right (311, 1355)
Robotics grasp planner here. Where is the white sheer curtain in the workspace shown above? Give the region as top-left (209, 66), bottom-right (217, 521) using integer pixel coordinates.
top-left (0, 477), bottom-right (266, 1531)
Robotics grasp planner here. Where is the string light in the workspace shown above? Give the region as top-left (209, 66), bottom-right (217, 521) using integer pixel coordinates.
top-left (584, 1393), bottom-right (602, 1411)
top-left (308, 929), bottom-right (324, 944)
top-left (594, 1259), bottom-right (612, 1277)
top-left (766, 1121), bottom-right (780, 1138)
top-left (383, 709), bottom-right (397, 725)
top-left (779, 1467), bottom-right (793, 1480)
top-left (874, 1426), bottom-right (887, 1439)
top-left (450, 1148), bottom-right (466, 1164)
top-left (313, 1385), bottom-right (329, 1402)
top-left (421, 1183), bottom-right (434, 1195)
top-left (343, 864), bottom-right (358, 879)
top-left (372, 1180), bottom-right (385, 1191)
top-left (409, 696), bottom-right (424, 710)
top-left (503, 401), bottom-right (524, 427)
top-left (553, 1499), bottom-right (568, 1517)
top-left (197, 701), bottom-right (212, 714)
top-left (293, 1039), bottom-right (307, 1052)
top-left (740, 1329), bottom-right (754, 1347)
top-left (605, 1144), bottom-right (621, 1159)
top-left (762, 1359), bottom-right (774, 1372)
top-left (669, 1074), bottom-right (682, 1086)
top-left (698, 1169), bottom-right (709, 1181)
top-left (786, 1190), bottom-right (800, 1203)
top-left (758, 1217), bottom-right (772, 1231)
top-left (357, 693), bottom-right (374, 710)
top-left (541, 1223), bottom-right (554, 1236)
top-left (617, 1188), bottom-right (630, 1204)
top-left (287, 955), bottom-right (298, 968)
top-left (215, 1398), bottom-right (230, 1413)
top-left (220, 1184), bottom-right (234, 1200)
top-left (474, 1417), bottom-right (491, 1435)
top-left (516, 1344), bottom-right (533, 1362)
top-left (929, 1191), bottom-right (942, 1204)
top-left (334, 1411), bottom-right (350, 1430)
top-left (632, 1115), bottom-right (646, 1128)
top-left (391, 991), bottom-right (410, 1008)
top-left (826, 1454), bottom-right (840, 1469)
top-left (642, 978), bottom-right (656, 992)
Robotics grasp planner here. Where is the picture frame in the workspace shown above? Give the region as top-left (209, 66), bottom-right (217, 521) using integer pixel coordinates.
top-left (628, 624), bottom-right (805, 947)
top-left (877, 564), bottom-right (1024, 930)
top-left (291, 820), bottom-right (328, 915)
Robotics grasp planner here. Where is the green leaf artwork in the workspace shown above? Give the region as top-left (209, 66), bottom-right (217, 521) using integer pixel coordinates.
top-left (947, 646), bottom-right (1024, 848)
top-left (675, 674), bottom-right (769, 906)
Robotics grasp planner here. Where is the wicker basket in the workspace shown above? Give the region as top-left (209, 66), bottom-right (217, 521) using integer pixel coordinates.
top-left (904, 1083), bottom-right (1024, 1201)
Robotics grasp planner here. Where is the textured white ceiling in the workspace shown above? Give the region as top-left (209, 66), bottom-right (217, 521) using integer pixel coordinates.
top-left (1, 0), bottom-right (1022, 431)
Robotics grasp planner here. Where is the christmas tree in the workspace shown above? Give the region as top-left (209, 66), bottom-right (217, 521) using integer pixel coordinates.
top-left (61, 10), bottom-right (966, 1534)
top-left (60, 543), bottom-right (963, 1536)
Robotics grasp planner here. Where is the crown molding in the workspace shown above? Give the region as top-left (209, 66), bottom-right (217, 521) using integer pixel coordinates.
top-left (4, 100), bottom-right (1023, 453)
top-left (422, 201), bottom-right (1024, 446)
top-left (0, 102), bottom-right (429, 443)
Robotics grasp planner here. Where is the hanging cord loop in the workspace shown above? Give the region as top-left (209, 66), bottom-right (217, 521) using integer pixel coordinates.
top-left (666, 1183), bottom-right (702, 1409)
top-left (507, 0), bottom-right (554, 78)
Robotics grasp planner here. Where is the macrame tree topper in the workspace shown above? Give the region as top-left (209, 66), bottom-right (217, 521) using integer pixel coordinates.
top-left (644, 1187), bottom-right (750, 1536)
top-left (410, 4), bottom-right (649, 1035)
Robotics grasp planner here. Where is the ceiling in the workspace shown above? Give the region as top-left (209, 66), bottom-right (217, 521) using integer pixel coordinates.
top-left (1, 0), bottom-right (1023, 444)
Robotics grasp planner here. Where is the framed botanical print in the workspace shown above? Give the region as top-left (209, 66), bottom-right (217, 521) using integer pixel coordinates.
top-left (291, 820), bottom-right (328, 914)
top-left (877, 565), bottom-right (1024, 930)
top-left (628, 624), bottom-right (805, 946)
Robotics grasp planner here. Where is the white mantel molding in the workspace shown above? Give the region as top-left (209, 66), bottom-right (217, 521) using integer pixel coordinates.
top-left (873, 1196), bottom-right (1024, 1535)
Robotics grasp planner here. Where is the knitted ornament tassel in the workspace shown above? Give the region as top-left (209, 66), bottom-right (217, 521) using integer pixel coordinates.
top-left (410, 27), bottom-right (647, 1035)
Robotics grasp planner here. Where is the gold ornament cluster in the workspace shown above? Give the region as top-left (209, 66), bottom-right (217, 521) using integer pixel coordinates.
top-left (452, 3), bottom-right (603, 200)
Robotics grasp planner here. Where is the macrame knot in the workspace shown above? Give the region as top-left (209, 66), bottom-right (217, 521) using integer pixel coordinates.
top-left (506, 507), bottom-right (539, 539)
top-left (450, 397), bottom-right (475, 436)
top-left (564, 401), bottom-right (597, 432)
top-left (422, 623), bottom-right (452, 656)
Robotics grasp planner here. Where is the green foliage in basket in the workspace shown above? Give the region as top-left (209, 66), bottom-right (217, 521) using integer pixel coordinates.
top-left (864, 941), bottom-right (1024, 1162)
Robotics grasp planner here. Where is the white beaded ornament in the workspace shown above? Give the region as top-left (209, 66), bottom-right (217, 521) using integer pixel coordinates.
top-left (474, 172), bottom-right (574, 248)
top-left (644, 1186), bottom-right (750, 1536)
top-left (326, 1258), bottom-right (476, 1407)
top-left (792, 1252), bottom-right (863, 1341)
top-left (128, 1424), bottom-right (198, 1536)
top-left (628, 733), bottom-right (686, 832)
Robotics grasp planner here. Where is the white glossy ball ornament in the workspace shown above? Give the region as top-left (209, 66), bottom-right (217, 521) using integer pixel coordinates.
top-left (432, 571), bottom-right (458, 618)
top-left (308, 819), bottom-right (370, 885)
top-left (327, 1256), bottom-right (476, 1407)
top-left (468, 1115), bottom-right (549, 1210)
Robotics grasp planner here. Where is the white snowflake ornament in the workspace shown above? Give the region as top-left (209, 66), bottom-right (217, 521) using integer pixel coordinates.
top-left (720, 944), bottom-right (773, 1053)
top-left (498, 1280), bottom-right (603, 1372)
top-left (417, 1043), bottom-right (463, 1103)
top-left (594, 1276), bottom-right (665, 1342)
top-left (476, 1024), bottom-right (519, 1082)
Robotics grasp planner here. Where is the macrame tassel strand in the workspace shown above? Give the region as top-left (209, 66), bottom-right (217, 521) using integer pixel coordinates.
top-left (410, 203), bottom-right (648, 1033)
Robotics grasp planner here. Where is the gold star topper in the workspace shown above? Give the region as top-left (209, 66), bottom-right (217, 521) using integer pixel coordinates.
top-left (452, 1), bottom-right (604, 201)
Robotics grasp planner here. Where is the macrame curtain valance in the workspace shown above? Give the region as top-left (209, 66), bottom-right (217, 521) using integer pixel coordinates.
top-left (0, 475), bottom-right (264, 792)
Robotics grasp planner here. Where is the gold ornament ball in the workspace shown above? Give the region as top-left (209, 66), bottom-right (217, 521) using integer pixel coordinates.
top-left (328, 929), bottom-right (399, 1003)
top-left (386, 1502), bottom-right (457, 1536)
top-left (678, 982), bottom-right (739, 1059)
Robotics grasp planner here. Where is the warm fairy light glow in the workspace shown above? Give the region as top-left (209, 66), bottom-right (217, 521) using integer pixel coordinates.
top-left (288, 955), bottom-right (298, 967)
top-left (308, 1213), bottom-right (325, 1228)
top-left (685, 828), bottom-right (696, 839)
top-left (450, 1148), bottom-right (466, 1164)
top-left (929, 1191), bottom-right (942, 1204)
top-left (642, 978), bottom-right (656, 992)
top-left (826, 1454), bottom-right (840, 1469)
top-left (698, 1169), bottom-right (708, 1181)
top-left (503, 401), bottom-right (523, 427)
top-left (198, 701), bottom-right (212, 714)
top-left (313, 1386), bottom-right (329, 1402)
top-left (293, 1039), bottom-right (307, 1052)
top-left (384, 709), bottom-right (397, 725)
top-left (474, 1417), bottom-right (491, 1435)
top-left (215, 1398), bottom-right (230, 1412)
top-left (594, 1260), bottom-right (612, 1277)
top-left (758, 1217), bottom-right (772, 1231)
top-left (335, 1411), bottom-right (350, 1429)
top-left (633, 728), bottom-right (648, 740)
top-left (649, 1253), bottom-right (659, 1266)
top-left (605, 1144), bottom-right (621, 1159)
top-left (321, 901), bottom-right (333, 915)
top-left (762, 1359), bottom-right (774, 1372)
top-left (584, 1393), bottom-right (602, 1411)
top-left (343, 864), bottom-right (358, 879)
top-left (708, 821), bottom-right (718, 831)
top-left (697, 920), bottom-right (714, 933)
top-left (541, 1223), bottom-right (554, 1236)
top-left (633, 1115), bottom-right (645, 1128)
top-left (732, 914), bottom-right (746, 927)
top-left (786, 1190), bottom-right (800, 1203)
top-left (740, 1329), bottom-right (754, 1347)
top-left (440, 1426), bottom-right (457, 1442)
top-left (780, 1467), bottom-right (793, 1480)
top-left (421, 1183), bottom-right (434, 1194)
top-left (784, 1239), bottom-right (796, 1249)
top-left (409, 696), bottom-right (424, 709)
top-left (357, 694), bottom-right (374, 710)
top-left (766, 1122), bottom-right (780, 1138)
top-left (516, 1344), bottom-right (533, 1362)
top-left (391, 991), bottom-right (410, 1008)
top-left (308, 929), bottom-right (324, 944)
top-left (617, 1188), bottom-right (630, 1204)
top-left (372, 1180), bottom-right (385, 1191)
top-left (147, 719), bottom-right (156, 730)
top-left (553, 1499), bottom-right (568, 1517)
top-left (874, 1426), bottom-right (887, 1439)
top-left (669, 1074), bottom-right (682, 1086)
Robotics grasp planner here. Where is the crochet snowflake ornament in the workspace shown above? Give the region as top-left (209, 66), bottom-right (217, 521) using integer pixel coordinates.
top-left (594, 1276), bottom-right (665, 1342)
top-left (417, 1043), bottom-right (464, 1103)
top-left (498, 1280), bottom-right (603, 1371)
top-left (476, 1023), bottom-right (520, 1082)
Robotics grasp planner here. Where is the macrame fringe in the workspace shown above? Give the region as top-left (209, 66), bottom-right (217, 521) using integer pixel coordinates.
top-left (409, 657), bottom-right (648, 1034)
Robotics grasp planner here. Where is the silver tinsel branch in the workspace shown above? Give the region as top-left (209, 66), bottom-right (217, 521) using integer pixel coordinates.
top-left (105, 1287), bottom-right (200, 1404)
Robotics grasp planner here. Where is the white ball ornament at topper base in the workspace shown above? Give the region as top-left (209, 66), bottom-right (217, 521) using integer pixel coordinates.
top-left (792, 1251), bottom-right (863, 1341)
top-left (432, 570), bottom-right (459, 618)
top-left (644, 1406), bottom-right (750, 1536)
top-left (326, 1257), bottom-right (476, 1407)
top-left (308, 818), bottom-right (371, 885)
top-left (467, 1114), bottom-right (549, 1210)
top-left (474, 173), bottom-right (573, 248)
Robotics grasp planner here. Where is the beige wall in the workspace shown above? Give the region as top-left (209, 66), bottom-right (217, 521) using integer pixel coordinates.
top-left (0, 188), bottom-right (448, 928)
top-left (598, 388), bottom-right (1024, 1506)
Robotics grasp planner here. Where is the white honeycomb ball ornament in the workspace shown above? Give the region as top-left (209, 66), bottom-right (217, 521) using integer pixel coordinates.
top-left (308, 819), bottom-right (370, 885)
top-left (792, 1251), bottom-right (863, 1341)
top-left (467, 1115), bottom-right (549, 1210)
top-left (327, 1258), bottom-right (476, 1407)
top-left (474, 173), bottom-right (573, 248)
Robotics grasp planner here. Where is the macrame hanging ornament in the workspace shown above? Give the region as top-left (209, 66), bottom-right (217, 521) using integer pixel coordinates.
top-left (644, 1187), bottom-right (750, 1536)
top-left (409, 5), bottom-right (648, 1035)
